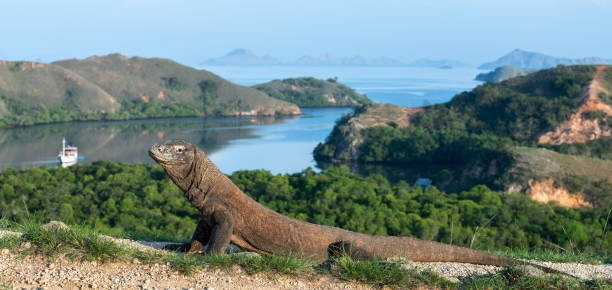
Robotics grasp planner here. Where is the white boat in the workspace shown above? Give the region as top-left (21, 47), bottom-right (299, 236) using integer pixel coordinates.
top-left (58, 137), bottom-right (78, 166)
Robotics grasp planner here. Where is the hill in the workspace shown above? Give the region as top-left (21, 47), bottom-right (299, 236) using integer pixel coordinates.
top-left (53, 54), bottom-right (300, 117)
top-left (475, 66), bottom-right (534, 83)
top-left (253, 77), bottom-right (371, 107)
top-left (0, 61), bottom-right (120, 125)
top-left (314, 65), bottom-right (612, 206)
top-left (0, 54), bottom-right (300, 126)
top-left (479, 49), bottom-right (611, 70)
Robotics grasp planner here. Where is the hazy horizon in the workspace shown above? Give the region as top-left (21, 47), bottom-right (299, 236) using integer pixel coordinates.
top-left (2, 0), bottom-right (611, 67)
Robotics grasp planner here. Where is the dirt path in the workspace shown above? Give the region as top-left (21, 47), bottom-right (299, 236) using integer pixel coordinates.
top-left (538, 65), bottom-right (612, 144)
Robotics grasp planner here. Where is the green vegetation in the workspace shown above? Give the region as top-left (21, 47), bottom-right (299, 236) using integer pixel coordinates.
top-left (601, 66), bottom-right (612, 102)
top-left (0, 162), bottom-right (609, 262)
top-left (254, 77), bottom-right (371, 107)
top-left (314, 65), bottom-right (611, 195)
top-left (316, 66), bottom-right (597, 162)
top-left (0, 54), bottom-right (299, 127)
top-left (0, 161), bottom-right (198, 240)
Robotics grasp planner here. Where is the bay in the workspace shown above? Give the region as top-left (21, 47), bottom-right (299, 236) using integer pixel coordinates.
top-left (0, 66), bottom-right (483, 174)
top-left (0, 108), bottom-right (351, 174)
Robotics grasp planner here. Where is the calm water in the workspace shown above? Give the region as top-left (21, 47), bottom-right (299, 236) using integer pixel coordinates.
top-left (203, 66), bottom-right (483, 107)
top-left (0, 66), bottom-right (483, 174)
top-left (0, 108), bottom-right (351, 174)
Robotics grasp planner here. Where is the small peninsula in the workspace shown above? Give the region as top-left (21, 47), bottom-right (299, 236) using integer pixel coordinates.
top-left (254, 77), bottom-right (371, 107)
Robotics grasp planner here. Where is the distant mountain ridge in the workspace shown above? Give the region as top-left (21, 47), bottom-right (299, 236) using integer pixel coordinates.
top-left (479, 49), bottom-right (612, 70)
top-left (204, 49), bottom-right (283, 65)
top-left (407, 58), bottom-right (468, 68)
top-left (201, 49), bottom-right (464, 67)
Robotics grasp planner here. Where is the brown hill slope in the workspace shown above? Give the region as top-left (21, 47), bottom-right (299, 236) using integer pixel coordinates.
top-left (538, 65), bottom-right (612, 144)
top-left (53, 54), bottom-right (300, 117)
top-left (0, 54), bottom-right (300, 126)
top-left (0, 61), bottom-right (119, 119)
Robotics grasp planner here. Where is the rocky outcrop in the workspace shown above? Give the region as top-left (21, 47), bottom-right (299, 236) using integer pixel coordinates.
top-left (334, 104), bottom-right (423, 160)
top-left (526, 179), bottom-right (592, 208)
top-left (538, 66), bottom-right (611, 145)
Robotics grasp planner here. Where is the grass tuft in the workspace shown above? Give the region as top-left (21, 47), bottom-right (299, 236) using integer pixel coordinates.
top-left (0, 282), bottom-right (12, 290)
top-left (166, 253), bottom-right (203, 276)
top-left (79, 236), bottom-right (126, 262)
top-left (331, 255), bottom-right (455, 289)
top-left (0, 234), bottom-right (20, 249)
top-left (496, 248), bottom-right (608, 264)
top-left (238, 254), bottom-right (309, 275)
top-left (464, 265), bottom-right (611, 289)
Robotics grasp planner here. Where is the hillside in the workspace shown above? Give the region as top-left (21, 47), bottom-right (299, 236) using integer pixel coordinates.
top-left (0, 61), bottom-right (119, 125)
top-left (53, 54), bottom-right (300, 117)
top-left (479, 49), bottom-right (611, 70)
top-left (0, 54), bottom-right (300, 126)
top-left (253, 77), bottom-right (371, 107)
top-left (314, 65), bottom-right (612, 206)
top-left (475, 66), bottom-right (534, 83)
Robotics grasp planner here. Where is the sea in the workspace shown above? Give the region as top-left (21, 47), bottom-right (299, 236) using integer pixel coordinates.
top-left (0, 66), bottom-right (484, 174)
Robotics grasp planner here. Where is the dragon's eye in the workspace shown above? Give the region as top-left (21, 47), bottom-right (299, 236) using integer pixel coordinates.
top-left (177, 147), bottom-right (184, 153)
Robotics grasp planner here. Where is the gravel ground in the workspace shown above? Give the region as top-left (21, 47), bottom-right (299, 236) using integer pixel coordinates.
top-left (1, 229), bottom-right (610, 289)
top-left (0, 250), bottom-right (369, 290)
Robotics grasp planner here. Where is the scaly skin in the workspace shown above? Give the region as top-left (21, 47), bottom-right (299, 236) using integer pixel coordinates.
top-left (149, 140), bottom-right (517, 265)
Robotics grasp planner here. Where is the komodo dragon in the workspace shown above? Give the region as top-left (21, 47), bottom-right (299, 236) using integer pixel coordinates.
top-left (148, 140), bottom-right (537, 266)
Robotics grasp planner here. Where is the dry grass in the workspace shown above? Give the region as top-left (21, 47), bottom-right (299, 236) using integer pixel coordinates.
top-left (512, 147), bottom-right (612, 182)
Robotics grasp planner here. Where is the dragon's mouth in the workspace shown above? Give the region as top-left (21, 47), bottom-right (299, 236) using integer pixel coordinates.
top-left (148, 144), bottom-right (171, 164)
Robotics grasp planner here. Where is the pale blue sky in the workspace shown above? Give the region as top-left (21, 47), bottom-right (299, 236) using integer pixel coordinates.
top-left (1, 0), bottom-right (610, 66)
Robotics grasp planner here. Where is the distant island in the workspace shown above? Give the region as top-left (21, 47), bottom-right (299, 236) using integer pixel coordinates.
top-left (406, 58), bottom-right (468, 68)
top-left (201, 49), bottom-right (465, 67)
top-left (474, 66), bottom-right (535, 83)
top-left (479, 49), bottom-right (612, 70)
top-left (203, 48), bottom-right (283, 65)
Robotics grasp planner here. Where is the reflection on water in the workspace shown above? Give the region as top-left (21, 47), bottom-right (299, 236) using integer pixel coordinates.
top-left (0, 108), bottom-right (352, 174)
